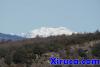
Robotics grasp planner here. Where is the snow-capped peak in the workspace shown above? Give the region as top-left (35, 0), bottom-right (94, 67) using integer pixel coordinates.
top-left (21, 27), bottom-right (74, 38)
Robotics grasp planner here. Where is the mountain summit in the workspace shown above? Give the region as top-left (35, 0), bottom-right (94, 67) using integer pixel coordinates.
top-left (19, 27), bottom-right (74, 38)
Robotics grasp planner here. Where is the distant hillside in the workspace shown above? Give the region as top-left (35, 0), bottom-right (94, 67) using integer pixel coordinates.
top-left (0, 33), bottom-right (24, 41)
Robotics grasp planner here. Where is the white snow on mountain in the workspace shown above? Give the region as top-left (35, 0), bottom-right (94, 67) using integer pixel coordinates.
top-left (17, 27), bottom-right (74, 38)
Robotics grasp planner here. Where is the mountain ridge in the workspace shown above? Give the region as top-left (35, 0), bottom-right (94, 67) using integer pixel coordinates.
top-left (0, 33), bottom-right (24, 41)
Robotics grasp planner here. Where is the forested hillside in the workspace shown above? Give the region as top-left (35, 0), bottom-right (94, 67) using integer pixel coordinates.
top-left (0, 30), bottom-right (100, 67)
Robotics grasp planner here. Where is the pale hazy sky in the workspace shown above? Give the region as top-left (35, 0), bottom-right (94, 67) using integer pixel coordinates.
top-left (0, 0), bottom-right (100, 33)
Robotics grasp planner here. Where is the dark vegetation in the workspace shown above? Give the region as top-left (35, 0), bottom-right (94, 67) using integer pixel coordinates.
top-left (0, 30), bottom-right (100, 67)
top-left (92, 42), bottom-right (100, 58)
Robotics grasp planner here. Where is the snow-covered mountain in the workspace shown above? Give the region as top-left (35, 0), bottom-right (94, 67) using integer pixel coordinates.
top-left (0, 27), bottom-right (74, 41)
top-left (18, 27), bottom-right (74, 38)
